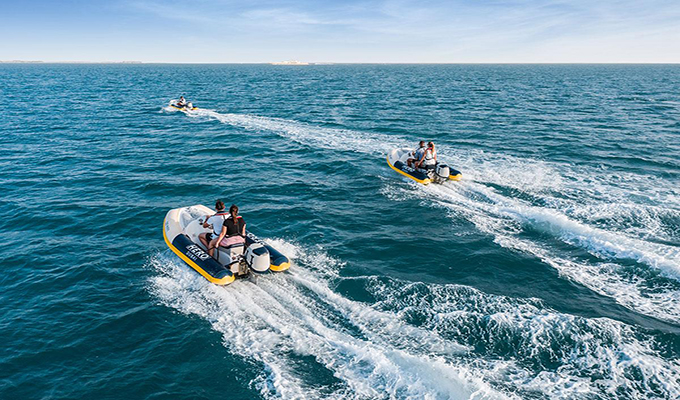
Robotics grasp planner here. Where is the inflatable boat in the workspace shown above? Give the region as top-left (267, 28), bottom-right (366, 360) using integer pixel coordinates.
top-left (163, 205), bottom-right (290, 285)
top-left (169, 101), bottom-right (197, 111)
top-left (387, 148), bottom-right (462, 185)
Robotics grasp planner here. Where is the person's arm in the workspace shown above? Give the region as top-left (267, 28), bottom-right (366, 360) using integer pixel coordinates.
top-left (241, 223), bottom-right (246, 237)
top-left (213, 225), bottom-right (227, 249)
top-left (202, 215), bottom-right (213, 228)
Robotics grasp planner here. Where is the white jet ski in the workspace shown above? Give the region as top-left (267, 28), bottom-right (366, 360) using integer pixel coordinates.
top-left (163, 205), bottom-right (290, 285)
top-left (387, 148), bottom-right (462, 185)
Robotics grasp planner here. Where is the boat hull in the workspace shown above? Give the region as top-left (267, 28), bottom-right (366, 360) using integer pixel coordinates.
top-left (163, 205), bottom-right (290, 285)
top-left (387, 148), bottom-right (462, 185)
top-left (170, 104), bottom-right (198, 111)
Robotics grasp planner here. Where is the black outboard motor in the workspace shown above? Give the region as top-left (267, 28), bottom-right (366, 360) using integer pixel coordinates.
top-left (434, 163), bottom-right (450, 183)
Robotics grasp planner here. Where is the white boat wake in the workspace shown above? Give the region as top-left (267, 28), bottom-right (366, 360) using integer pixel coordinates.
top-left (148, 240), bottom-right (680, 399)
top-left (148, 242), bottom-right (504, 400)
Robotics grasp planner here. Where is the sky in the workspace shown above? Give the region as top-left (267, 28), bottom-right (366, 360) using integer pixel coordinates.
top-left (1, 0), bottom-right (679, 63)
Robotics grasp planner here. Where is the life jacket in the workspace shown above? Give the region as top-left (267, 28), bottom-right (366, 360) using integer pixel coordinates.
top-left (224, 215), bottom-right (245, 237)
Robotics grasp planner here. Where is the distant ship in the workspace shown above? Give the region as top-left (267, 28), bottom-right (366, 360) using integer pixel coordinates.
top-left (271, 60), bottom-right (310, 65)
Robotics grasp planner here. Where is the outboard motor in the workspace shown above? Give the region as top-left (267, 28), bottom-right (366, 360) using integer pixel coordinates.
top-left (244, 242), bottom-right (270, 273)
top-left (230, 259), bottom-right (249, 276)
top-left (434, 163), bottom-right (450, 183)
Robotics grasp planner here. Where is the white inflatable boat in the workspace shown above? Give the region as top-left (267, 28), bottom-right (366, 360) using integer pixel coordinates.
top-left (169, 100), bottom-right (197, 111)
top-left (163, 205), bottom-right (290, 285)
top-left (387, 148), bottom-right (462, 185)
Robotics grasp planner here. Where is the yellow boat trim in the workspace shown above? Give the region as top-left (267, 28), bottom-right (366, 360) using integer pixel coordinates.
top-left (163, 218), bottom-right (235, 285)
top-left (449, 173), bottom-right (462, 181)
top-left (170, 105), bottom-right (198, 111)
top-left (270, 261), bottom-right (290, 272)
top-left (386, 156), bottom-right (431, 185)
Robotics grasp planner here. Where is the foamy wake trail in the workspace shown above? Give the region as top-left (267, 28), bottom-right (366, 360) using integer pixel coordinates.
top-left (147, 241), bottom-right (680, 399)
top-left (148, 244), bottom-right (504, 400)
top-left (185, 108), bottom-right (404, 154)
top-left (385, 180), bottom-right (680, 322)
top-left (447, 149), bottom-right (680, 244)
top-left (468, 182), bottom-right (680, 277)
top-left (367, 278), bottom-right (680, 399)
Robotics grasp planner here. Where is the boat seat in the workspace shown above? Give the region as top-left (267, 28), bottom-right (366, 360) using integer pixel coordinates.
top-left (221, 242), bottom-right (245, 250)
top-left (214, 243), bottom-right (244, 266)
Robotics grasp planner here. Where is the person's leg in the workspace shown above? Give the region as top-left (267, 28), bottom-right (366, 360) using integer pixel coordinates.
top-left (208, 238), bottom-right (219, 257)
top-left (199, 233), bottom-right (208, 248)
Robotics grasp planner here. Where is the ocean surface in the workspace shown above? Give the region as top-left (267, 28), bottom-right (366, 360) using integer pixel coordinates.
top-left (1, 64), bottom-right (679, 399)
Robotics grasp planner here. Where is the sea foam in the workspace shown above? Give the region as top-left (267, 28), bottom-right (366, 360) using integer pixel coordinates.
top-left (148, 240), bottom-right (680, 399)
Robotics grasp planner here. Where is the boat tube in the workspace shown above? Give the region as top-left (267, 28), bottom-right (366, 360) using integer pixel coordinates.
top-left (163, 205), bottom-right (290, 285)
top-left (387, 148), bottom-right (462, 185)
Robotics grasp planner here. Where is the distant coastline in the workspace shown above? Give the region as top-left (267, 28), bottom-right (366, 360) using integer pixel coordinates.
top-left (271, 60), bottom-right (310, 65)
top-left (0, 60), bottom-right (142, 64)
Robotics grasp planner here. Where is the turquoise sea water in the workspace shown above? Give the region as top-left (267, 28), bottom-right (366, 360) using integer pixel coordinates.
top-left (1, 64), bottom-right (679, 399)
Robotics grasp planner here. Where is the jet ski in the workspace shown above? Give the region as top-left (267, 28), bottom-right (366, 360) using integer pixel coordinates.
top-left (169, 100), bottom-right (197, 111)
top-left (387, 148), bottom-right (462, 185)
top-left (163, 205), bottom-right (290, 285)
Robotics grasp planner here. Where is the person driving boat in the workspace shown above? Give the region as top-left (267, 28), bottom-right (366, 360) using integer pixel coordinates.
top-left (177, 96), bottom-right (187, 106)
top-left (199, 200), bottom-right (228, 250)
top-left (407, 141), bottom-right (426, 168)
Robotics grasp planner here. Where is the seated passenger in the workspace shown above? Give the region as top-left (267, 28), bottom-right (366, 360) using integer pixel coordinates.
top-left (407, 141), bottom-right (426, 168)
top-left (199, 200), bottom-right (228, 250)
top-left (209, 204), bottom-right (246, 257)
top-left (416, 141), bottom-right (437, 170)
top-left (177, 96), bottom-right (186, 106)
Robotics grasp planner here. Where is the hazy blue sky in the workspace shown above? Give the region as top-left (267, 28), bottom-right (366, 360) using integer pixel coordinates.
top-left (1, 0), bottom-right (679, 62)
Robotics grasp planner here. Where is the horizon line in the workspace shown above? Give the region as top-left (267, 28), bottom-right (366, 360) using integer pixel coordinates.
top-left (2, 61), bottom-right (680, 65)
